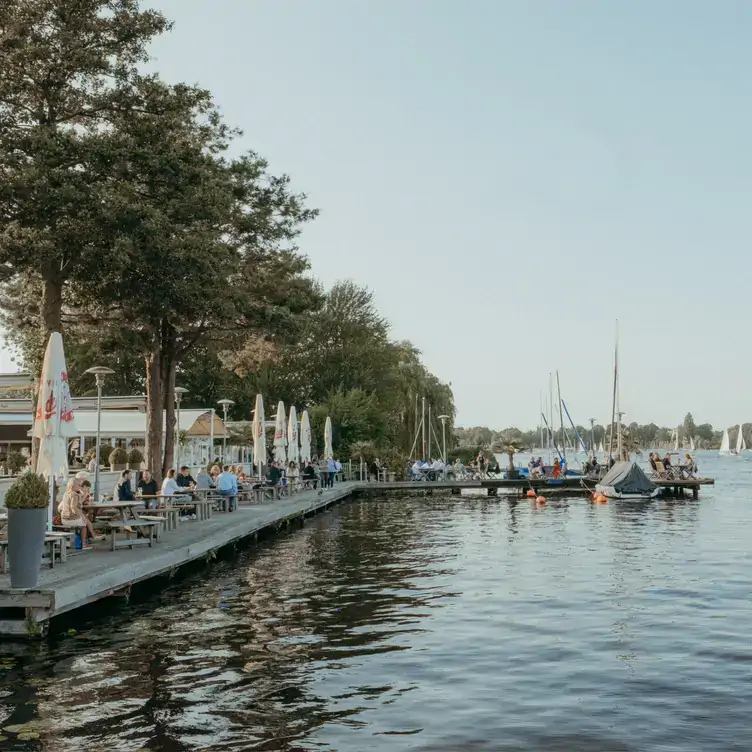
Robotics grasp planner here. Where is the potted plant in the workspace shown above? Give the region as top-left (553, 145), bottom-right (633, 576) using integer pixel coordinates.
top-left (493, 434), bottom-right (526, 480)
top-left (4, 472), bottom-right (49, 589)
top-left (127, 447), bottom-right (144, 470)
top-left (5, 450), bottom-right (29, 476)
top-left (109, 446), bottom-right (128, 472)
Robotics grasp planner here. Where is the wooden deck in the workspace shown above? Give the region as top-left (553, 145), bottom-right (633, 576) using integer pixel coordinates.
top-left (360, 475), bottom-right (715, 499)
top-left (0, 483), bottom-right (357, 637)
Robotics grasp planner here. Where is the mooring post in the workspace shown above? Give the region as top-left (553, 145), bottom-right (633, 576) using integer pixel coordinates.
top-left (693, 485), bottom-right (699, 500)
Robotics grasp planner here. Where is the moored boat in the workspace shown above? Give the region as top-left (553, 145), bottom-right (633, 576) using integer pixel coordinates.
top-left (596, 461), bottom-right (661, 500)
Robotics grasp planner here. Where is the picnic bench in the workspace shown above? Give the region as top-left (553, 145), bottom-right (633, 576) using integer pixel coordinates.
top-left (170, 497), bottom-right (215, 521)
top-left (138, 506), bottom-right (181, 531)
top-left (100, 519), bottom-right (163, 551)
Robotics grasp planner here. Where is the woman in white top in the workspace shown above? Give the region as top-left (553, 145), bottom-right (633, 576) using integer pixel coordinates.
top-left (161, 468), bottom-right (180, 496)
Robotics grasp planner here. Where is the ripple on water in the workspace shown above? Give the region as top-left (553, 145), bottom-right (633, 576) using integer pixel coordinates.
top-left (1, 454), bottom-right (752, 750)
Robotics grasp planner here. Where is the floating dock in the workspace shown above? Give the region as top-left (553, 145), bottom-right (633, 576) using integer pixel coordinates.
top-left (0, 475), bottom-right (715, 637)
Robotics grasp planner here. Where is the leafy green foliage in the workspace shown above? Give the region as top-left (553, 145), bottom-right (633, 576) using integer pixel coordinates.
top-left (3, 451), bottom-right (29, 475)
top-left (108, 447), bottom-right (128, 465)
top-left (4, 472), bottom-right (49, 509)
top-left (127, 448), bottom-right (143, 464)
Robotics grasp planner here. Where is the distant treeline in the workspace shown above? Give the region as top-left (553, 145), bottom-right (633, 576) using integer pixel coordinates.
top-left (455, 413), bottom-right (740, 451)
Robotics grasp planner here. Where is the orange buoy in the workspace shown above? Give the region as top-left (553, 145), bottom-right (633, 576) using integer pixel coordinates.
top-left (597, 494), bottom-right (608, 503)
top-left (526, 489), bottom-right (536, 498)
top-left (592, 492), bottom-right (599, 501)
top-left (536, 496), bottom-right (546, 504)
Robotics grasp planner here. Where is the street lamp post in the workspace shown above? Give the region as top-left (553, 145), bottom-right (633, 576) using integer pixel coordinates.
top-left (438, 414), bottom-right (449, 464)
top-left (217, 399), bottom-right (234, 464)
top-left (589, 418), bottom-right (596, 454)
top-left (84, 366), bottom-right (115, 502)
top-left (174, 387), bottom-right (188, 470)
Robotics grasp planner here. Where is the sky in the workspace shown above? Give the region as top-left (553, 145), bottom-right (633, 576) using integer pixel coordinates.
top-left (3, 1), bottom-right (751, 430)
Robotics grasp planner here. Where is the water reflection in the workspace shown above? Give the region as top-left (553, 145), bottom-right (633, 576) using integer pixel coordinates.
top-left (0, 454), bottom-right (750, 750)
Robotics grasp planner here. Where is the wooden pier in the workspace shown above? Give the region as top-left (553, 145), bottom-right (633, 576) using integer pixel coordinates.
top-left (359, 475), bottom-right (715, 500)
top-left (0, 474), bottom-right (715, 637)
top-left (0, 483), bottom-right (357, 637)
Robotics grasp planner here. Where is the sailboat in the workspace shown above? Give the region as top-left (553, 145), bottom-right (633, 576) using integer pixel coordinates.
top-left (732, 424), bottom-right (745, 455)
top-left (689, 436), bottom-right (695, 452)
top-left (595, 321), bottom-right (660, 500)
top-left (598, 441), bottom-right (604, 453)
top-left (719, 428), bottom-right (731, 455)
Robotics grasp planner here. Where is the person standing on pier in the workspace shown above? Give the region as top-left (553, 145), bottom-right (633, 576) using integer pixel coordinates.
top-left (327, 456), bottom-right (336, 487)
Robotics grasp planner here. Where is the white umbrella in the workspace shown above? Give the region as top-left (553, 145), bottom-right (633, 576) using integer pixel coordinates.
top-left (273, 401), bottom-right (287, 463)
top-left (324, 416), bottom-right (334, 460)
top-left (33, 332), bottom-right (77, 530)
top-left (252, 394), bottom-right (266, 478)
top-left (287, 406), bottom-right (299, 465)
top-left (300, 410), bottom-right (312, 464)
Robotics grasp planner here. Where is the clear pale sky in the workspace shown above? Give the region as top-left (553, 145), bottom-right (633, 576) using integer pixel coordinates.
top-left (2, 1), bottom-right (750, 430)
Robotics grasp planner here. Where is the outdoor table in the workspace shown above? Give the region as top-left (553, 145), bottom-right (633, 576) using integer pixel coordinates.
top-left (82, 500), bottom-right (144, 522)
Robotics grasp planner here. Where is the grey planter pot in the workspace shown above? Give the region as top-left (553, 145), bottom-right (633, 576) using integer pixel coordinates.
top-left (8, 507), bottom-right (47, 589)
top-left (110, 463), bottom-right (127, 472)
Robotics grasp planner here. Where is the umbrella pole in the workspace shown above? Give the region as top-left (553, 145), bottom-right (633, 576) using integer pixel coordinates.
top-left (47, 475), bottom-right (54, 532)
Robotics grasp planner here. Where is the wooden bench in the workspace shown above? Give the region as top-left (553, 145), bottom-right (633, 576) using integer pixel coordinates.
top-left (250, 485), bottom-right (280, 504)
top-left (0, 536), bottom-right (66, 573)
top-left (101, 519), bottom-right (162, 551)
top-left (170, 498), bottom-right (214, 521)
top-left (139, 506), bottom-right (180, 531)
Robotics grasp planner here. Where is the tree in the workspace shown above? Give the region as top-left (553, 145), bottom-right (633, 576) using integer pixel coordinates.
top-left (493, 432), bottom-right (526, 472)
top-left (683, 412), bottom-right (696, 442)
top-left (0, 0), bottom-right (169, 340)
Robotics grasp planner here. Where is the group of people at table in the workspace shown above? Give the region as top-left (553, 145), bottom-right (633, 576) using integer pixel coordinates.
top-left (57, 458), bottom-right (344, 548)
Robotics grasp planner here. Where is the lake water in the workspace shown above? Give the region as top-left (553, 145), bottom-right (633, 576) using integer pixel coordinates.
top-left (1, 452), bottom-right (751, 751)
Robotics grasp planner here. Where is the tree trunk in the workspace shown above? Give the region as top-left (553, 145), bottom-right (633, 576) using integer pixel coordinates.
top-left (42, 278), bottom-right (63, 334)
top-left (162, 357), bottom-right (176, 476)
top-left (145, 349), bottom-right (164, 483)
top-left (31, 278), bottom-right (64, 472)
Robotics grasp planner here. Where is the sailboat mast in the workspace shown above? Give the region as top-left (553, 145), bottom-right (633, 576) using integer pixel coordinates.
top-left (539, 392), bottom-right (544, 451)
top-left (609, 320), bottom-right (618, 460)
top-left (556, 370), bottom-right (565, 462)
top-left (549, 373), bottom-right (554, 462)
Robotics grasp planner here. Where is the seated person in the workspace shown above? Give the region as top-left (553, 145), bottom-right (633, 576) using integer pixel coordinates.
top-left (176, 466), bottom-right (196, 488)
top-left (137, 470), bottom-right (159, 509)
top-left (59, 477), bottom-right (101, 548)
top-left (268, 462), bottom-right (283, 486)
top-left (116, 469), bottom-right (135, 501)
top-left (161, 468), bottom-right (181, 496)
top-left (216, 465), bottom-right (238, 511)
top-left (301, 461), bottom-right (318, 488)
top-left (195, 466), bottom-right (214, 490)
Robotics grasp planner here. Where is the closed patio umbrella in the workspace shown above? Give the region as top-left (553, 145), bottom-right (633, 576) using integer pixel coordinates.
top-left (273, 401), bottom-right (287, 463)
top-left (287, 406), bottom-right (299, 465)
top-left (324, 416), bottom-right (333, 460)
top-left (252, 394), bottom-right (266, 480)
top-left (33, 332), bottom-right (78, 530)
top-left (300, 410), bottom-right (312, 464)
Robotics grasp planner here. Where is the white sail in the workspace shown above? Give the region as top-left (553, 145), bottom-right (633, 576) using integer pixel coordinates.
top-left (673, 428), bottom-right (679, 451)
top-left (598, 441), bottom-right (604, 453)
top-left (720, 428), bottom-right (730, 454)
top-left (689, 436), bottom-right (695, 451)
top-left (736, 424), bottom-right (744, 454)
